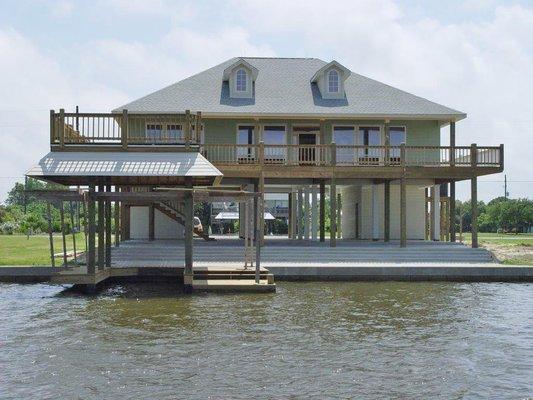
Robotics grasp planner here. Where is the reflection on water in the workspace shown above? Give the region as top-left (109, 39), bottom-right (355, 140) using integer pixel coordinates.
top-left (0, 282), bottom-right (531, 399)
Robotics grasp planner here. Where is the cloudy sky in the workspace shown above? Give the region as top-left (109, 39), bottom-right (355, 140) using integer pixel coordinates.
top-left (0, 0), bottom-right (532, 202)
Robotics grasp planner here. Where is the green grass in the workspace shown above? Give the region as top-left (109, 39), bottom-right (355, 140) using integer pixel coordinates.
top-left (460, 232), bottom-right (533, 266)
top-left (0, 233), bottom-right (87, 266)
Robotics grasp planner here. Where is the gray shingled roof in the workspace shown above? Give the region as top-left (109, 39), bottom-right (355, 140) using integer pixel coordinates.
top-left (114, 57), bottom-right (465, 120)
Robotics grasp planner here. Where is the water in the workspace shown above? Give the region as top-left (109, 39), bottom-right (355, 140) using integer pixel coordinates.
top-left (0, 282), bottom-right (531, 399)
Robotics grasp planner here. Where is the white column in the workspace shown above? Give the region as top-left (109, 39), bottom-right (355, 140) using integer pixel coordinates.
top-left (303, 187), bottom-right (310, 240)
top-left (311, 186), bottom-right (318, 241)
top-left (372, 184), bottom-right (380, 240)
top-left (291, 189), bottom-right (297, 240)
top-left (433, 184), bottom-right (441, 241)
top-left (297, 188), bottom-right (303, 240)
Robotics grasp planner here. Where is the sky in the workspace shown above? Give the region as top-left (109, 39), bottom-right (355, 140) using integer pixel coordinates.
top-left (0, 0), bottom-right (532, 202)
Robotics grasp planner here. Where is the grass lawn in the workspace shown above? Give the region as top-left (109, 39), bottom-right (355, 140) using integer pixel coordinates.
top-left (0, 233), bottom-right (87, 266)
top-left (461, 232), bottom-right (533, 266)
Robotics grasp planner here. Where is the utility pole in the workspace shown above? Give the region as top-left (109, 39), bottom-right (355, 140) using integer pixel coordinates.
top-left (504, 174), bottom-right (508, 199)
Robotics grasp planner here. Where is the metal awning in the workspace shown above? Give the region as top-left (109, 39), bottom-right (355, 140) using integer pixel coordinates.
top-left (26, 151), bottom-right (222, 186)
top-left (215, 211), bottom-right (275, 220)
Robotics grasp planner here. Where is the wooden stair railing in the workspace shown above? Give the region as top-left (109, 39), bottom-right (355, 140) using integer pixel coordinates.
top-left (154, 201), bottom-right (215, 241)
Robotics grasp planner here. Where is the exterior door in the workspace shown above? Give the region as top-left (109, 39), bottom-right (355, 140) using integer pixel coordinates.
top-left (298, 132), bottom-right (317, 164)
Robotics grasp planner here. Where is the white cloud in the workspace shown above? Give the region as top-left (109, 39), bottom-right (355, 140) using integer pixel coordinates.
top-left (0, 1), bottom-right (532, 202)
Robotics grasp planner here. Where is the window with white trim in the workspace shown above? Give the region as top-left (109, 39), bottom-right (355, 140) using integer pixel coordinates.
top-left (236, 68), bottom-right (247, 92)
top-left (146, 124), bottom-right (163, 140)
top-left (389, 127), bottom-right (406, 158)
top-left (328, 69), bottom-right (339, 93)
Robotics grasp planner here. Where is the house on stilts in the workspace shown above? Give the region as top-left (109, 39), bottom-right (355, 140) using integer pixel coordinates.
top-left (25, 57), bottom-right (504, 290)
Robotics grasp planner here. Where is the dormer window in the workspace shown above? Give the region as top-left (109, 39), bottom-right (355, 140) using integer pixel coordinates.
top-left (223, 59), bottom-right (258, 99)
top-left (236, 68), bottom-right (247, 92)
top-left (328, 70), bottom-right (339, 93)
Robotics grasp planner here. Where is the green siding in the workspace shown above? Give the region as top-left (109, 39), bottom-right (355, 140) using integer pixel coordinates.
top-left (204, 118), bottom-right (441, 145)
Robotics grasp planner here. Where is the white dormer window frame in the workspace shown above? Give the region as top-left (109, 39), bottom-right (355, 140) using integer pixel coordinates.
top-left (235, 68), bottom-right (247, 92)
top-left (328, 69), bottom-right (340, 93)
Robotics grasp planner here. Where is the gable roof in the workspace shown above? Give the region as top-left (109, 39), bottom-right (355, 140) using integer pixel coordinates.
top-left (114, 57), bottom-right (465, 121)
top-left (222, 58), bottom-right (259, 80)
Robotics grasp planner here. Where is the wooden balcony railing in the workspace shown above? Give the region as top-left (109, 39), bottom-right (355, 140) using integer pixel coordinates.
top-left (201, 143), bottom-right (503, 168)
top-left (50, 109), bottom-right (202, 148)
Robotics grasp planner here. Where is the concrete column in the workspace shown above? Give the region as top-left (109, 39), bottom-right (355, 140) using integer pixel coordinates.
top-left (384, 181), bottom-right (390, 242)
top-left (371, 184), bottom-right (380, 240)
top-left (297, 188), bottom-right (303, 240)
top-left (311, 186), bottom-right (318, 241)
top-left (432, 184), bottom-right (441, 241)
top-left (319, 181), bottom-right (325, 242)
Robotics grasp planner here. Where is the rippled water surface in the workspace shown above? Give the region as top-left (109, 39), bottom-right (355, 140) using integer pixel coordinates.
top-left (0, 282), bottom-right (531, 399)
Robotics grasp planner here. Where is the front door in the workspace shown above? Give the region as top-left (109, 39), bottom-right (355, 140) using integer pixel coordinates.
top-left (298, 132), bottom-right (318, 164)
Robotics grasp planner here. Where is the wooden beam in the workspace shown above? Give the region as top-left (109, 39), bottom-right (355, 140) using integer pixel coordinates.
top-left (330, 179), bottom-right (337, 247)
top-left (122, 109), bottom-right (128, 149)
top-left (114, 188), bottom-right (120, 247)
top-left (384, 180), bottom-right (390, 242)
top-left (105, 184), bottom-right (112, 268)
top-left (450, 121), bottom-right (456, 167)
top-left (87, 186), bottom-right (96, 274)
top-left (69, 201), bottom-right (78, 264)
top-left (97, 185), bottom-right (105, 271)
top-left (59, 201), bottom-right (68, 267)
top-left (46, 202), bottom-right (55, 267)
top-left (471, 143), bottom-right (478, 248)
top-left (184, 191), bottom-right (194, 275)
top-left (400, 143), bottom-right (407, 248)
top-left (319, 180), bottom-right (325, 242)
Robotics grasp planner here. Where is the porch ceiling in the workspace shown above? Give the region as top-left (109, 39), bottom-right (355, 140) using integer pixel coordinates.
top-left (26, 151), bottom-right (222, 186)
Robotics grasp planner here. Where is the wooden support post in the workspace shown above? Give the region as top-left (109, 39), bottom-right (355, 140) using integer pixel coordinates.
top-left (258, 141), bottom-right (265, 244)
top-left (46, 202), bottom-right (55, 267)
top-left (185, 109), bottom-right (191, 149)
top-left (81, 195), bottom-right (88, 253)
top-left (59, 108), bottom-right (65, 149)
top-left (336, 193), bottom-right (341, 239)
top-left (330, 142), bottom-right (337, 247)
top-left (87, 186), bottom-right (96, 274)
top-left (303, 188), bottom-right (309, 240)
top-left (59, 201), bottom-right (68, 267)
top-left (384, 180), bottom-right (390, 242)
top-left (450, 181), bottom-right (456, 242)
top-left (400, 143), bottom-right (407, 248)
top-left (450, 121), bottom-right (455, 167)
top-left (184, 191), bottom-right (194, 276)
top-left (105, 185), bottom-right (112, 268)
top-left (69, 201), bottom-right (78, 264)
top-left (195, 111), bottom-right (201, 143)
top-left (311, 186), bottom-right (318, 241)
top-left (319, 180), bottom-right (325, 242)
top-left (288, 192), bottom-right (292, 239)
top-left (114, 188), bottom-right (120, 247)
top-left (254, 195), bottom-right (261, 283)
top-left (471, 143), bottom-right (478, 249)
top-left (384, 121), bottom-right (390, 166)
top-left (97, 185), bottom-right (105, 271)
top-left (148, 191), bottom-right (155, 241)
top-left (49, 109), bottom-right (55, 144)
top-left (122, 109), bottom-right (128, 150)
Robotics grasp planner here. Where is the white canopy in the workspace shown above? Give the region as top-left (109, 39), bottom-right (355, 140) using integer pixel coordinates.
top-left (215, 211), bottom-right (275, 220)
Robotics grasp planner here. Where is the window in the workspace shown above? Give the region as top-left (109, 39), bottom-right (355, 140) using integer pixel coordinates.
top-left (263, 126), bottom-right (286, 162)
top-left (389, 127), bottom-right (406, 158)
top-left (358, 126), bottom-right (381, 158)
top-left (166, 124), bottom-right (183, 141)
top-left (236, 68), bottom-right (247, 92)
top-left (334, 126), bottom-right (355, 164)
top-left (328, 69), bottom-right (339, 93)
top-left (146, 124), bottom-right (162, 141)
top-left (237, 125), bottom-right (254, 159)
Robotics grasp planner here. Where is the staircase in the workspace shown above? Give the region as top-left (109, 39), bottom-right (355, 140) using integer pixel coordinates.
top-left (191, 266), bottom-right (276, 292)
top-left (154, 200), bottom-right (215, 241)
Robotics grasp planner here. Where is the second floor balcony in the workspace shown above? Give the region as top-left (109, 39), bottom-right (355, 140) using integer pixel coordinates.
top-left (48, 110), bottom-right (504, 179)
